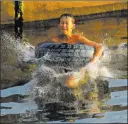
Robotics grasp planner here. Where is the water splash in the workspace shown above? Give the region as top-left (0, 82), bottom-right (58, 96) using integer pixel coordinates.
top-left (1, 31), bottom-right (35, 63)
top-left (1, 31), bottom-right (127, 119)
top-left (2, 31), bottom-right (127, 87)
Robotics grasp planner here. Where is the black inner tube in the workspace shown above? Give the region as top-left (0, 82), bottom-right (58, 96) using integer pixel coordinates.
top-left (35, 42), bottom-right (95, 70)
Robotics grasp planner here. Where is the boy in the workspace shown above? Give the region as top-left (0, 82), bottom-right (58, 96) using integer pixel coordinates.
top-left (50, 13), bottom-right (104, 88)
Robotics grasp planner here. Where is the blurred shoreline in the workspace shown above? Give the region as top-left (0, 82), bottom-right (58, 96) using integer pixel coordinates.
top-left (1, 9), bottom-right (127, 30)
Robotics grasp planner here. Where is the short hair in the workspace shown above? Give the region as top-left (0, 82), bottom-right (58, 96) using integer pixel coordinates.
top-left (59, 13), bottom-right (75, 23)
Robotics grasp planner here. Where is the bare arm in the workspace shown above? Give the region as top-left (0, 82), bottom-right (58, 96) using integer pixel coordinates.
top-left (78, 35), bottom-right (104, 63)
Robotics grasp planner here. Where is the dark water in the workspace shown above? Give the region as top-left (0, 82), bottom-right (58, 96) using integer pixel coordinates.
top-left (1, 17), bottom-right (127, 123)
top-left (1, 79), bottom-right (127, 123)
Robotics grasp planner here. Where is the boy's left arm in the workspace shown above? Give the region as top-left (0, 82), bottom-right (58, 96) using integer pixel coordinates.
top-left (65, 35), bottom-right (104, 89)
top-left (78, 35), bottom-right (104, 63)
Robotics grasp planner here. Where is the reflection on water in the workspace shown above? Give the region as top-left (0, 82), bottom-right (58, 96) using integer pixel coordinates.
top-left (1, 79), bottom-right (127, 123)
top-left (1, 18), bottom-right (127, 123)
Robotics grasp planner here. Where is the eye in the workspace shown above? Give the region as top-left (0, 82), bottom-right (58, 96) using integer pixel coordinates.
top-left (60, 21), bottom-right (64, 25)
top-left (66, 22), bottom-right (69, 25)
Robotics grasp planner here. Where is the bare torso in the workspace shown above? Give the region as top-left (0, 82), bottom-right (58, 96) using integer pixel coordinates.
top-left (51, 34), bottom-right (80, 44)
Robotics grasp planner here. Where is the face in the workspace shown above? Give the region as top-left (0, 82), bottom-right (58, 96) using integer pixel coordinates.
top-left (58, 16), bottom-right (75, 35)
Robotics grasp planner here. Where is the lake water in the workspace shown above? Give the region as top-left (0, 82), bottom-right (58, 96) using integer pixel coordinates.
top-left (1, 79), bottom-right (127, 123)
top-left (1, 17), bottom-right (127, 123)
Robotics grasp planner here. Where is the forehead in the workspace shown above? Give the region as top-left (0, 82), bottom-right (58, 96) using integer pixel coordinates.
top-left (60, 16), bottom-right (73, 22)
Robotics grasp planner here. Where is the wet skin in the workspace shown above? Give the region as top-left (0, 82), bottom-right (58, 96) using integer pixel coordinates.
top-left (50, 16), bottom-right (104, 88)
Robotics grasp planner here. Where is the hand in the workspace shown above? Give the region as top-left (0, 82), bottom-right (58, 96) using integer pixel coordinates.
top-left (90, 56), bottom-right (100, 63)
top-left (85, 62), bottom-right (96, 69)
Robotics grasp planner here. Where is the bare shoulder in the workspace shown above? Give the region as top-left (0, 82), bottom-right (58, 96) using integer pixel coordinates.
top-left (49, 36), bottom-right (59, 42)
top-left (72, 34), bottom-right (85, 40)
top-left (72, 34), bottom-right (80, 38)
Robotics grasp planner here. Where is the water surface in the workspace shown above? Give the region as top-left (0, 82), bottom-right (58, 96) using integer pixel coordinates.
top-left (1, 17), bottom-right (127, 123)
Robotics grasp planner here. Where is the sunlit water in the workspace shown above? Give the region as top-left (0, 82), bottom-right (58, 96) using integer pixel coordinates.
top-left (1, 30), bottom-right (127, 123)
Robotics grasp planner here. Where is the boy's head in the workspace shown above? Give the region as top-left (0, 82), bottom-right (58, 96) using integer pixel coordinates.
top-left (59, 13), bottom-right (75, 24)
top-left (58, 13), bottom-right (75, 35)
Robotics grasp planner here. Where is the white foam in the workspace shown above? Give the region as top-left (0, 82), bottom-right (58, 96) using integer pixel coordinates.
top-left (1, 31), bottom-right (127, 106)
